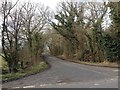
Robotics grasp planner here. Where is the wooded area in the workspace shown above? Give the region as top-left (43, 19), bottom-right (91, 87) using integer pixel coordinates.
top-left (50, 1), bottom-right (120, 63)
top-left (0, 0), bottom-right (119, 74)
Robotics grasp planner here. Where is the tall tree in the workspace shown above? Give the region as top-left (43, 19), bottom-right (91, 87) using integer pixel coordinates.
top-left (51, 1), bottom-right (86, 59)
top-left (85, 2), bottom-right (108, 62)
top-left (20, 3), bottom-right (49, 62)
top-left (0, 0), bottom-right (19, 72)
top-left (105, 2), bottom-right (120, 62)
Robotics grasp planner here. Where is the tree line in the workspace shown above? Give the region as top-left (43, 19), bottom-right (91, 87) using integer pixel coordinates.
top-left (0, 0), bottom-right (51, 73)
top-left (49, 1), bottom-right (120, 63)
top-left (0, 0), bottom-right (119, 73)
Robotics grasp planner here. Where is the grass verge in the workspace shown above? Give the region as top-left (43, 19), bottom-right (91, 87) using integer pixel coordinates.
top-left (58, 56), bottom-right (119, 68)
top-left (2, 61), bottom-right (48, 83)
top-left (0, 56), bottom-right (9, 70)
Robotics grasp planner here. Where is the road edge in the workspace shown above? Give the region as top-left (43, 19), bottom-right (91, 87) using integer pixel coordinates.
top-left (2, 56), bottom-right (51, 83)
top-left (57, 56), bottom-right (119, 68)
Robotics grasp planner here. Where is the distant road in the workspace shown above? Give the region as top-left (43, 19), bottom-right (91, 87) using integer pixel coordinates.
top-left (2, 56), bottom-right (118, 88)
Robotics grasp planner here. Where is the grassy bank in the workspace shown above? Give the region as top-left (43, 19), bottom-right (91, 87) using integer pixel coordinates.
top-left (58, 56), bottom-right (119, 68)
top-left (0, 55), bottom-right (49, 83)
top-left (0, 56), bottom-right (8, 69)
top-left (2, 61), bottom-right (48, 83)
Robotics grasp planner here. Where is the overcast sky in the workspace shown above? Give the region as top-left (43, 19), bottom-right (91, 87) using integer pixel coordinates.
top-left (9, 0), bottom-right (64, 10)
top-left (0, 0), bottom-right (112, 48)
top-left (8, 0), bottom-right (112, 10)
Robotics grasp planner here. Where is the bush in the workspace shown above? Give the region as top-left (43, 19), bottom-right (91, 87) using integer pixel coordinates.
top-left (2, 61), bottom-right (48, 82)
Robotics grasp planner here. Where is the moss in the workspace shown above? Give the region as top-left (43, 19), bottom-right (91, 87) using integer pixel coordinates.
top-left (2, 61), bottom-right (48, 82)
top-left (0, 56), bottom-right (9, 74)
top-left (2, 73), bottom-right (26, 80)
top-left (0, 56), bottom-right (8, 69)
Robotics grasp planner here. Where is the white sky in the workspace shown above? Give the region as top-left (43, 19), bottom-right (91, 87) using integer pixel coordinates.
top-left (8, 0), bottom-right (113, 10)
top-left (0, 0), bottom-right (64, 47)
top-left (10, 0), bottom-right (64, 10)
top-left (0, 0), bottom-right (112, 47)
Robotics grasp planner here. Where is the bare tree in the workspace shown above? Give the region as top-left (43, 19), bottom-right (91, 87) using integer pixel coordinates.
top-left (7, 6), bottom-right (23, 71)
top-left (19, 2), bottom-right (51, 63)
top-left (84, 2), bottom-right (108, 62)
top-left (51, 1), bottom-right (109, 62)
top-left (0, 0), bottom-right (19, 72)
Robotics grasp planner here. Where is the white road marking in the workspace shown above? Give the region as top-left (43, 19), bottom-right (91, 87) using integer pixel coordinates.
top-left (40, 84), bottom-right (52, 86)
top-left (39, 83), bottom-right (67, 87)
top-left (94, 83), bottom-right (100, 86)
top-left (57, 83), bottom-right (66, 85)
top-left (110, 79), bottom-right (114, 81)
top-left (113, 70), bottom-right (118, 72)
top-left (40, 85), bottom-right (45, 86)
top-left (57, 80), bottom-right (62, 83)
top-left (89, 83), bottom-right (100, 88)
top-left (13, 87), bottom-right (20, 88)
top-left (40, 84), bottom-right (46, 86)
top-left (23, 85), bottom-right (35, 88)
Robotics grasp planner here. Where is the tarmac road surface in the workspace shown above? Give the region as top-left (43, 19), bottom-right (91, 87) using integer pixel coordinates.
top-left (2, 56), bottom-right (118, 88)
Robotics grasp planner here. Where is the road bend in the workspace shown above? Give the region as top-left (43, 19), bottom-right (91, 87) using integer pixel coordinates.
top-left (2, 56), bottom-right (118, 88)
